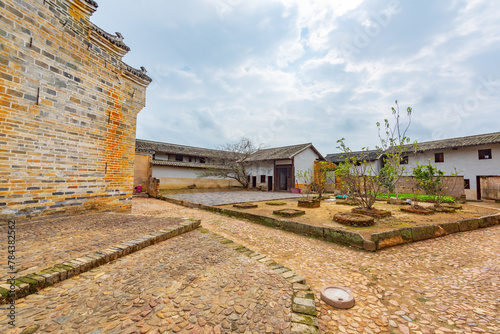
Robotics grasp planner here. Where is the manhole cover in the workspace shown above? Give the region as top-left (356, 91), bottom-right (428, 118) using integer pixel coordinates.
top-left (320, 286), bottom-right (355, 309)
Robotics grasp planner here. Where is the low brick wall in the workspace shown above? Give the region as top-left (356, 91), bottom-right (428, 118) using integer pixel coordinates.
top-left (160, 196), bottom-right (500, 252)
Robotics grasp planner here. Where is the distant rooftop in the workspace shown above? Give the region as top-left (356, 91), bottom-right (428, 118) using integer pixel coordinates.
top-left (136, 139), bottom-right (324, 162)
top-left (326, 132), bottom-right (500, 163)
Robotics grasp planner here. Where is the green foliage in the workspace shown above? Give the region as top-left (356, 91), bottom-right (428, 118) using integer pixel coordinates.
top-left (376, 192), bottom-right (455, 203)
top-left (412, 162), bottom-right (444, 195)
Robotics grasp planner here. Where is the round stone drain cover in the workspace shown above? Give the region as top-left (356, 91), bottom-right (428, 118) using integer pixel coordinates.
top-left (320, 286), bottom-right (355, 309)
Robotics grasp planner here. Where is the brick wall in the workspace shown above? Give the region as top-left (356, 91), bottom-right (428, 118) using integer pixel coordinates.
top-left (0, 0), bottom-right (151, 220)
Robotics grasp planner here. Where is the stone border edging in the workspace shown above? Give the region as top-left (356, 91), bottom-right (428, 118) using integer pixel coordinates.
top-left (198, 227), bottom-right (319, 334)
top-left (0, 219), bottom-right (201, 305)
top-left (160, 196), bottom-right (500, 251)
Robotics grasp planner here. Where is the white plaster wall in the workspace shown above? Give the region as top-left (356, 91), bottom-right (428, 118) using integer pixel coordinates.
top-left (153, 166), bottom-right (221, 179)
top-left (246, 161), bottom-right (274, 177)
top-left (294, 148), bottom-right (319, 175)
top-left (404, 143), bottom-right (500, 198)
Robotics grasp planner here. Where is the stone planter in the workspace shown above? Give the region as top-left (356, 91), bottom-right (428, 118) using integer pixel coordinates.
top-left (273, 209), bottom-right (306, 218)
top-left (334, 213), bottom-right (375, 227)
top-left (233, 203), bottom-right (258, 209)
top-left (401, 205), bottom-right (434, 215)
top-left (298, 199), bottom-right (320, 208)
top-left (351, 207), bottom-right (392, 218)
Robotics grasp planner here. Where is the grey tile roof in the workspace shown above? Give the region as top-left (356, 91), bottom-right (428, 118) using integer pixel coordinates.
top-left (150, 160), bottom-right (223, 169)
top-left (326, 150), bottom-right (380, 163)
top-left (326, 132), bottom-right (500, 162)
top-left (137, 140), bottom-right (325, 162)
top-left (136, 139), bottom-right (228, 159)
top-left (407, 132), bottom-right (500, 152)
top-left (246, 143), bottom-right (324, 162)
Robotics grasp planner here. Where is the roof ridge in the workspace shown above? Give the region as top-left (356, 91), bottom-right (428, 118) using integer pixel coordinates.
top-left (136, 138), bottom-right (227, 153)
top-left (256, 142), bottom-right (312, 151)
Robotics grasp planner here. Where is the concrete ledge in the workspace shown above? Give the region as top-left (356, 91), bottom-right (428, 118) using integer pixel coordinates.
top-left (0, 219), bottom-right (200, 306)
top-left (199, 227), bottom-right (319, 333)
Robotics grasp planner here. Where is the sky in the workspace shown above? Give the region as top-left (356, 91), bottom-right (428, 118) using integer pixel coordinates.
top-left (91, 0), bottom-right (500, 154)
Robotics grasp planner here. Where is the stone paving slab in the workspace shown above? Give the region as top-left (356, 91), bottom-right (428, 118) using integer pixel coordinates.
top-left (0, 220), bottom-right (200, 305)
top-left (0, 213), bottom-right (189, 281)
top-left (133, 197), bottom-right (500, 334)
top-left (164, 191), bottom-right (304, 206)
top-left (1, 230), bottom-right (294, 334)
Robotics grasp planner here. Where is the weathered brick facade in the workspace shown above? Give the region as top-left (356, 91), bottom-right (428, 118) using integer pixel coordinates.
top-left (0, 0), bottom-right (151, 220)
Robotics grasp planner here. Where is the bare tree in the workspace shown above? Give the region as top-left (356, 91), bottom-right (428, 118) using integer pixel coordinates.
top-left (376, 100), bottom-right (417, 198)
top-left (197, 137), bottom-right (257, 188)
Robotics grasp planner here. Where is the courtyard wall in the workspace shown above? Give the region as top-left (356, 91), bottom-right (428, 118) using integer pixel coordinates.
top-left (0, 0), bottom-right (151, 220)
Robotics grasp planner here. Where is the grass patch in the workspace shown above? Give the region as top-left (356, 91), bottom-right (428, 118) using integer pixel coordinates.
top-left (376, 192), bottom-right (455, 203)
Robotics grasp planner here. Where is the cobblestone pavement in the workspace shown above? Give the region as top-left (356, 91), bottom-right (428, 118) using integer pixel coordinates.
top-left (0, 213), bottom-right (187, 281)
top-left (1, 230), bottom-right (293, 334)
top-left (133, 198), bottom-right (500, 334)
top-left (163, 191), bottom-right (303, 206)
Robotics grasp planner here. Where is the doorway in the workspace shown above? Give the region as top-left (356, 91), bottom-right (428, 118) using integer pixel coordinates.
top-left (267, 176), bottom-right (273, 191)
top-left (275, 166), bottom-right (292, 191)
top-left (252, 176), bottom-right (257, 188)
top-left (476, 175), bottom-right (482, 200)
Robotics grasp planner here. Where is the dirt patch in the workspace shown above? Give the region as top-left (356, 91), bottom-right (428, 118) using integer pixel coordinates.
top-left (218, 198), bottom-right (497, 240)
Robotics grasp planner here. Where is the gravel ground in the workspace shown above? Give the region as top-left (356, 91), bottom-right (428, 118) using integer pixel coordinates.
top-left (133, 197), bottom-right (500, 334)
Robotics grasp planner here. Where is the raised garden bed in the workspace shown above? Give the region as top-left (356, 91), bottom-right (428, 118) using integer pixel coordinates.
top-left (335, 200), bottom-right (358, 206)
top-left (386, 197), bottom-right (408, 205)
top-left (352, 207), bottom-right (392, 218)
top-left (273, 209), bottom-right (306, 218)
top-left (431, 206), bottom-right (456, 213)
top-left (441, 203), bottom-right (463, 210)
top-left (298, 199), bottom-right (320, 208)
top-left (334, 213), bottom-right (375, 227)
top-left (265, 201), bottom-right (286, 206)
top-left (400, 205), bottom-right (434, 215)
top-left (233, 203), bottom-right (258, 209)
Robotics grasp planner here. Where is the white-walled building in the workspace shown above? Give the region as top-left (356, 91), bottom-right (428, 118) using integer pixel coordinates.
top-left (134, 140), bottom-right (324, 192)
top-left (244, 143), bottom-right (325, 191)
top-left (326, 132), bottom-right (500, 200)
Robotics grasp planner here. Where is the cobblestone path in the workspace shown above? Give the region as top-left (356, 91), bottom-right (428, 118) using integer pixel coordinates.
top-left (133, 198), bottom-right (500, 334)
top-left (1, 230), bottom-right (292, 334)
top-left (163, 191), bottom-right (303, 206)
top-left (0, 213), bottom-right (186, 281)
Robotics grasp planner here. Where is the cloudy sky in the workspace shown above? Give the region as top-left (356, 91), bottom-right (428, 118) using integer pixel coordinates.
top-left (91, 0), bottom-right (500, 154)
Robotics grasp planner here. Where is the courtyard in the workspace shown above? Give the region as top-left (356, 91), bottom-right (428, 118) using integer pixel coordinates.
top-left (2, 195), bottom-right (498, 333)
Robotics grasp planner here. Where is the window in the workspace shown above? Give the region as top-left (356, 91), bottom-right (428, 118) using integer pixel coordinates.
top-left (188, 156), bottom-right (192, 162)
top-left (435, 152), bottom-right (444, 163)
top-left (175, 155), bottom-right (183, 162)
top-left (464, 179), bottom-right (470, 189)
top-left (200, 157), bottom-right (206, 163)
top-left (260, 175), bottom-right (266, 183)
top-left (400, 156), bottom-right (409, 165)
top-left (478, 149), bottom-right (492, 160)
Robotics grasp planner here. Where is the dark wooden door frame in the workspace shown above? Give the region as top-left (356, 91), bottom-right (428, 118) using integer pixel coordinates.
top-left (274, 165), bottom-right (293, 192)
top-left (476, 175), bottom-right (481, 200)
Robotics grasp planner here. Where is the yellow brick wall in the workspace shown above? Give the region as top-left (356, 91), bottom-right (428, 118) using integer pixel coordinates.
top-left (0, 0), bottom-right (151, 220)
